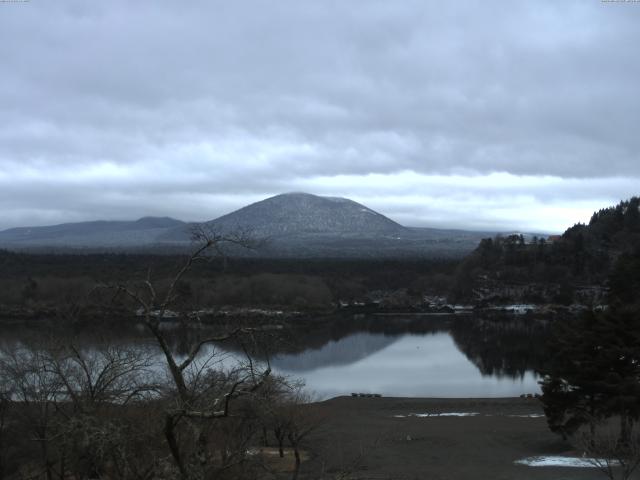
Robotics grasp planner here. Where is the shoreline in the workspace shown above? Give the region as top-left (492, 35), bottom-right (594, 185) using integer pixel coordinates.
top-left (302, 396), bottom-right (602, 480)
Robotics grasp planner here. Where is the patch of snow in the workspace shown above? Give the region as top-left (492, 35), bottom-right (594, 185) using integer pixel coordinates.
top-left (498, 304), bottom-right (536, 314)
top-left (425, 412), bottom-right (479, 417)
top-left (395, 412), bottom-right (480, 418)
top-left (515, 456), bottom-right (620, 468)
top-left (397, 412), bottom-right (543, 419)
top-left (442, 304), bottom-right (474, 312)
top-left (217, 307), bottom-right (287, 317)
top-left (359, 207), bottom-right (378, 215)
top-left (507, 414), bottom-right (545, 418)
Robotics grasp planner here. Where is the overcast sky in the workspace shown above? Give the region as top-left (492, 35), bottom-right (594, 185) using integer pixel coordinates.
top-left (1, 1), bottom-right (639, 233)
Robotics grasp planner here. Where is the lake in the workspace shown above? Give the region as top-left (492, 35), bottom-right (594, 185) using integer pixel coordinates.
top-left (0, 314), bottom-right (550, 400)
top-left (268, 331), bottom-right (541, 399)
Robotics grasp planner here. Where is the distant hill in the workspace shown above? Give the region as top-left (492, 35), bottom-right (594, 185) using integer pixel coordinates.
top-left (0, 217), bottom-right (185, 247)
top-left (0, 193), bottom-right (494, 258)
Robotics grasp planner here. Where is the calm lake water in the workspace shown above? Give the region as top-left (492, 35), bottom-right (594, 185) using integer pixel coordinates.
top-left (0, 314), bottom-right (549, 400)
top-left (268, 331), bottom-right (541, 399)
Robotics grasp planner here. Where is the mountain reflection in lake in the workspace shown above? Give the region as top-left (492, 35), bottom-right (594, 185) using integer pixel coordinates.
top-left (198, 315), bottom-right (548, 399)
top-left (267, 331), bottom-right (541, 399)
top-left (0, 315), bottom-right (549, 400)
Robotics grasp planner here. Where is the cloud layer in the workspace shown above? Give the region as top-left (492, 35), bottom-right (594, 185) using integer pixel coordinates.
top-left (1, 1), bottom-right (638, 232)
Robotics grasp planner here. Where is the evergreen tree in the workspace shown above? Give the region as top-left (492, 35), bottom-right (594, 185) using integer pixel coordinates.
top-left (540, 300), bottom-right (640, 443)
top-left (609, 249), bottom-right (640, 310)
top-left (540, 311), bottom-right (609, 439)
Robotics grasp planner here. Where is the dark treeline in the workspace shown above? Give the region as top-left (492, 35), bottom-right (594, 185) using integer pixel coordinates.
top-left (0, 249), bottom-right (458, 312)
top-left (0, 250), bottom-right (457, 279)
top-left (478, 196), bottom-right (639, 278)
top-left (453, 196), bottom-right (640, 303)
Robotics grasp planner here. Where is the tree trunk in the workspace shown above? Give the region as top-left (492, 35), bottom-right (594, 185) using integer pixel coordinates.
top-left (274, 428), bottom-right (285, 458)
top-left (147, 323), bottom-right (189, 403)
top-left (196, 426), bottom-right (208, 467)
top-left (164, 414), bottom-right (188, 479)
top-left (589, 420), bottom-right (596, 449)
top-left (37, 428), bottom-right (53, 480)
top-left (292, 447), bottom-right (301, 480)
top-left (288, 434), bottom-right (300, 480)
top-left (45, 461), bottom-right (53, 480)
top-left (619, 413), bottom-right (631, 447)
top-left (58, 452), bottom-right (67, 480)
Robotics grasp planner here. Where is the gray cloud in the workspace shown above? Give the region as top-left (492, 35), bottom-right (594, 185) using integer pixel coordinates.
top-left (0, 0), bottom-right (639, 231)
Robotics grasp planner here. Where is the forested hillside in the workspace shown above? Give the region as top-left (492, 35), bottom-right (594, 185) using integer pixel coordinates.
top-left (454, 197), bottom-right (640, 304)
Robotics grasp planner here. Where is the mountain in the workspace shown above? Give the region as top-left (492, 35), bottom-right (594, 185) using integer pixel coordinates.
top-left (0, 217), bottom-right (185, 248)
top-left (213, 192), bottom-right (405, 236)
top-left (159, 193), bottom-right (493, 257)
top-left (162, 192), bottom-right (405, 241)
top-left (0, 193), bottom-right (493, 257)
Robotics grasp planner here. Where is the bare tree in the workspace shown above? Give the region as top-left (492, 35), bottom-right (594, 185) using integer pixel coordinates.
top-left (259, 381), bottom-right (321, 480)
top-left (45, 340), bottom-right (162, 480)
top-left (0, 338), bottom-right (163, 480)
top-left (0, 343), bottom-right (64, 480)
top-left (253, 375), bottom-right (293, 458)
top-left (576, 421), bottom-right (640, 480)
top-left (46, 341), bottom-right (158, 412)
top-left (99, 227), bottom-right (272, 479)
top-left (285, 392), bottom-right (319, 480)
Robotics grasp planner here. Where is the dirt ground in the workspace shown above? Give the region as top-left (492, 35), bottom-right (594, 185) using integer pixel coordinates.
top-left (296, 396), bottom-right (606, 480)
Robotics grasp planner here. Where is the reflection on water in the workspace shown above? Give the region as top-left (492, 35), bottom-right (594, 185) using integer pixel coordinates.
top-left (451, 317), bottom-right (549, 378)
top-left (270, 332), bottom-right (398, 371)
top-left (267, 331), bottom-right (541, 399)
top-left (0, 314), bottom-right (549, 400)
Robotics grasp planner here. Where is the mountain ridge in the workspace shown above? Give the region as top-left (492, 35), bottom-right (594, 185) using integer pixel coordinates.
top-left (0, 193), bottom-right (493, 257)
top-left (0, 217), bottom-right (185, 246)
